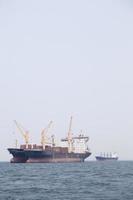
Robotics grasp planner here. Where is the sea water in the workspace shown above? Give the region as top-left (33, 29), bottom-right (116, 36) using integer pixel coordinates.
top-left (0, 161), bottom-right (133, 200)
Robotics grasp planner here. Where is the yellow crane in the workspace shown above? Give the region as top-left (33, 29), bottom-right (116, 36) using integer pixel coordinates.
top-left (41, 121), bottom-right (53, 150)
top-left (14, 120), bottom-right (29, 149)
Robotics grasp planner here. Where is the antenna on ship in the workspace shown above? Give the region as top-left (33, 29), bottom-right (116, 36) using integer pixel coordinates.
top-left (14, 120), bottom-right (29, 149)
top-left (15, 139), bottom-right (18, 148)
top-left (41, 121), bottom-right (53, 150)
top-left (68, 116), bottom-right (73, 153)
top-left (12, 130), bottom-right (18, 148)
top-left (51, 135), bottom-right (55, 147)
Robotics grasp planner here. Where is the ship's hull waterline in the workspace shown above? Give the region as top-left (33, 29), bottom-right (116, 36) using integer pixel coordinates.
top-left (8, 148), bottom-right (91, 163)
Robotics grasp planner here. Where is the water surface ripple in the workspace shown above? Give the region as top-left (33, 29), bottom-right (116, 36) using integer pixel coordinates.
top-left (0, 161), bottom-right (133, 200)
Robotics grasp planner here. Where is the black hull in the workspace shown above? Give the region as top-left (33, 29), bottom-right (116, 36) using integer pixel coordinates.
top-left (95, 156), bottom-right (118, 161)
top-left (8, 148), bottom-right (91, 163)
top-left (8, 148), bottom-right (28, 163)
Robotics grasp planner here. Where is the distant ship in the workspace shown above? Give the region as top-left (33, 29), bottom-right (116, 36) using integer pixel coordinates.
top-left (8, 117), bottom-right (91, 163)
top-left (95, 153), bottom-right (118, 161)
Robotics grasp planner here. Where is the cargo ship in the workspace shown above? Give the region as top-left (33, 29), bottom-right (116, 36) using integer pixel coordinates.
top-left (8, 117), bottom-right (91, 163)
top-left (95, 153), bottom-right (118, 161)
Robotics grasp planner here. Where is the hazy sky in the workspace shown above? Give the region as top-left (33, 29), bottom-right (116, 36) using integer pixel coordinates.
top-left (0, 0), bottom-right (133, 161)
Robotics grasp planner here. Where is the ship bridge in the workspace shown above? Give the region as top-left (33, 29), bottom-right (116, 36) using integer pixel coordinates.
top-left (61, 135), bottom-right (89, 153)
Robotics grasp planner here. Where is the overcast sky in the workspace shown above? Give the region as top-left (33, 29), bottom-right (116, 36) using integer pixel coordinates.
top-left (0, 0), bottom-right (133, 161)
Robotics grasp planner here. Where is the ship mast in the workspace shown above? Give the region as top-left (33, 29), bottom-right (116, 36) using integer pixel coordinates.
top-left (68, 116), bottom-right (73, 153)
top-left (14, 120), bottom-right (29, 149)
top-left (15, 139), bottom-right (18, 148)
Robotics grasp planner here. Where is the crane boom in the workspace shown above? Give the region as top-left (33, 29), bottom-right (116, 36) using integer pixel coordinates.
top-left (14, 120), bottom-right (25, 137)
top-left (14, 120), bottom-right (29, 148)
top-left (41, 121), bottom-right (53, 149)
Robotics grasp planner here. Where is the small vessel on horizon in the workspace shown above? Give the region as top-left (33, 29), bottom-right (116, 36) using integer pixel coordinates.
top-left (95, 152), bottom-right (118, 161)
